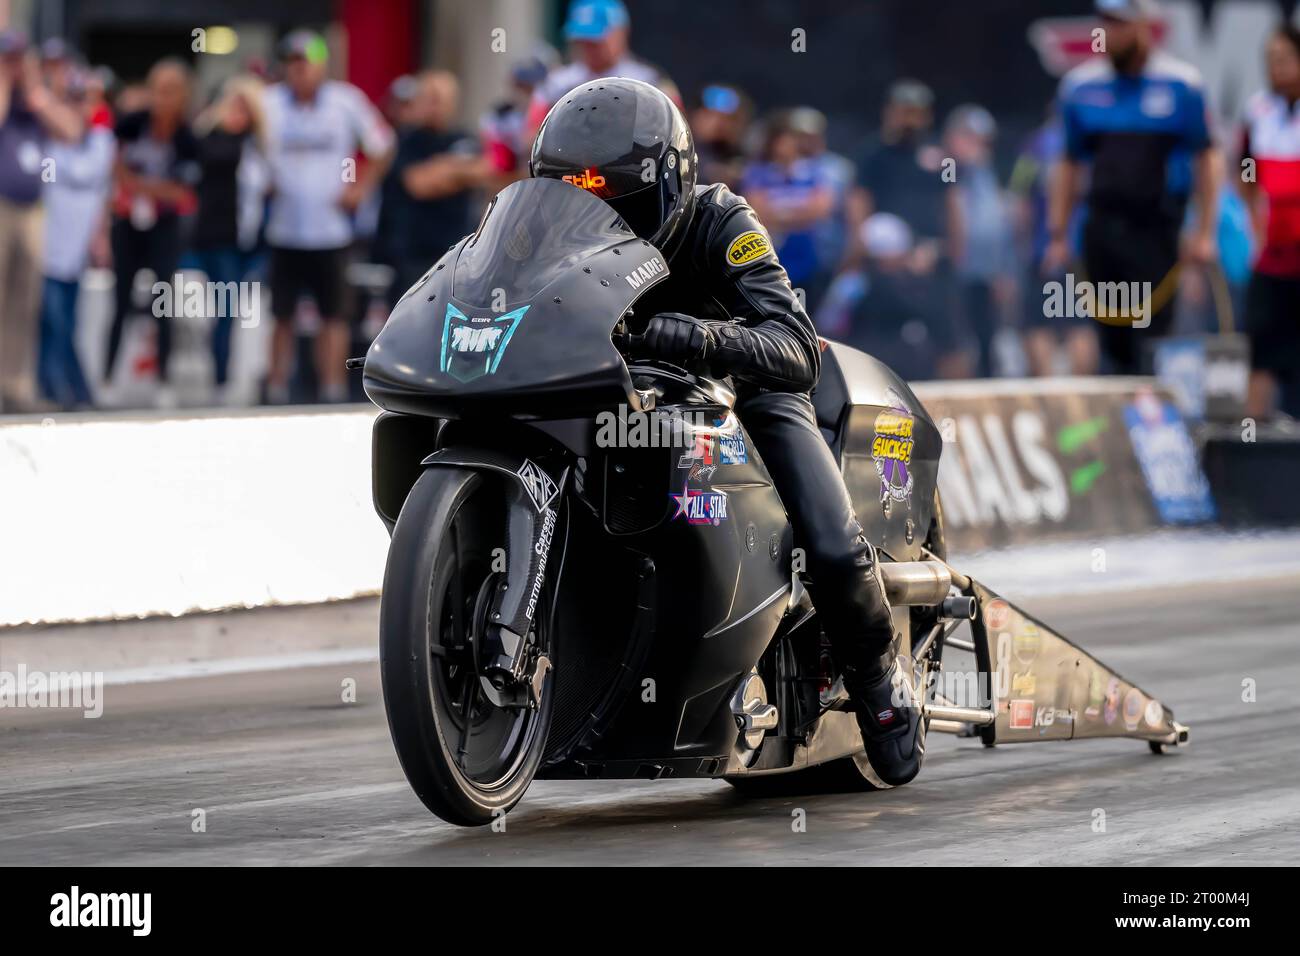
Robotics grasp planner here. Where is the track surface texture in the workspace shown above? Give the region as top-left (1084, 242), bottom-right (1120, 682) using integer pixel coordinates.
top-left (2, 575), bottom-right (1295, 865)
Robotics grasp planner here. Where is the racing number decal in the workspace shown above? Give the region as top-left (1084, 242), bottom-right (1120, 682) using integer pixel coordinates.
top-left (994, 630), bottom-right (1012, 703)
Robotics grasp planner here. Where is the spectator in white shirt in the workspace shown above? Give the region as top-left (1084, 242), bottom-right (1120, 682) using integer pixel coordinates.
top-left (262, 29), bottom-right (393, 403)
top-left (39, 67), bottom-right (114, 408)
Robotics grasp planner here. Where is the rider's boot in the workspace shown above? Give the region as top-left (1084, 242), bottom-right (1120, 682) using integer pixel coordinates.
top-left (845, 641), bottom-right (925, 786)
top-left (822, 545), bottom-right (925, 787)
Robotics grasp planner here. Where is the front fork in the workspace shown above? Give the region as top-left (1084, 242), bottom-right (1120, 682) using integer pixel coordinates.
top-left (479, 464), bottom-right (570, 708)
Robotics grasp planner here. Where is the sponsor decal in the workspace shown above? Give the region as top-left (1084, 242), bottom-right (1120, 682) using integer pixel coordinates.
top-left (1123, 389), bottom-right (1216, 524)
top-left (1009, 698), bottom-right (1035, 730)
top-left (876, 707), bottom-right (896, 726)
top-left (677, 433), bottom-right (717, 483)
top-left (1123, 688), bottom-right (1145, 732)
top-left (1085, 670), bottom-right (1105, 719)
top-left (983, 598), bottom-right (1011, 632)
top-left (1144, 699), bottom-right (1165, 729)
top-left (524, 506), bottom-right (559, 622)
top-left (1035, 706), bottom-right (1056, 728)
top-left (1103, 678), bottom-right (1121, 726)
top-left (562, 167), bottom-right (606, 192)
top-left (719, 430), bottom-right (748, 465)
top-left (1011, 671), bottom-right (1037, 697)
top-left (670, 482), bottom-right (728, 526)
top-left (517, 459), bottom-right (559, 514)
top-left (439, 303), bottom-right (529, 383)
top-left (625, 255), bottom-right (666, 290)
top-left (726, 230), bottom-right (771, 267)
top-left (1013, 621), bottom-right (1041, 667)
top-left (872, 389), bottom-right (915, 505)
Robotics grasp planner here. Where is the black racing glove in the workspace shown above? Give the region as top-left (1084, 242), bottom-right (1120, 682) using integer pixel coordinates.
top-left (641, 312), bottom-right (717, 363)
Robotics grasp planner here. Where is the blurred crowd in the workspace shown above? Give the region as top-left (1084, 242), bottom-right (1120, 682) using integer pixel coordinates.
top-left (1, 0), bottom-right (1298, 420)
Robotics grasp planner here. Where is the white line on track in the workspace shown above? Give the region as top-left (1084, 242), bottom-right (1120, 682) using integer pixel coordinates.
top-left (98, 648), bottom-right (379, 686)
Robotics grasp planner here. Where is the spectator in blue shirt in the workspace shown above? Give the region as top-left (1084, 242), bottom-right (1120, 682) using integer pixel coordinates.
top-left (791, 107), bottom-right (856, 300)
top-left (740, 110), bottom-right (837, 310)
top-left (1044, 0), bottom-right (1220, 373)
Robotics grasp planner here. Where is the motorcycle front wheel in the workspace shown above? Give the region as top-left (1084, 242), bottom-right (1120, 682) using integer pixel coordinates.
top-left (380, 467), bottom-right (553, 827)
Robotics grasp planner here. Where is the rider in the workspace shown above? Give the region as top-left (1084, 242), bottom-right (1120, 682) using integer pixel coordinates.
top-left (531, 78), bottom-right (924, 785)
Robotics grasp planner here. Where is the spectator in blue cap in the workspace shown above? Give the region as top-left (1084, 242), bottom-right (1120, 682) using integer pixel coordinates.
top-left (565, 0), bottom-right (629, 41)
top-left (527, 0), bottom-right (678, 135)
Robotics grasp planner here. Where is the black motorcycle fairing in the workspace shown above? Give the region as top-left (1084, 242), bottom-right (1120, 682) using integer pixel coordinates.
top-left (812, 340), bottom-right (943, 560)
top-left (362, 178), bottom-right (672, 421)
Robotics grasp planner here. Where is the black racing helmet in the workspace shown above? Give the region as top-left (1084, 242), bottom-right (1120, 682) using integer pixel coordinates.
top-left (530, 77), bottom-right (697, 256)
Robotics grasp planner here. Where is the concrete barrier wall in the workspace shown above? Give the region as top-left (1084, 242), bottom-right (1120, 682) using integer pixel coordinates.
top-left (1, 377), bottom-right (1214, 627)
top-left (0, 408), bottom-right (384, 627)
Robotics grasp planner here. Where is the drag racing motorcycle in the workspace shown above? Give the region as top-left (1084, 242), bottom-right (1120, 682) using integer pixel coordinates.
top-left (360, 177), bottom-right (1189, 827)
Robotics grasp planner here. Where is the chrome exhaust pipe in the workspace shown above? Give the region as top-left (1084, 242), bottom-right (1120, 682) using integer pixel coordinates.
top-left (879, 561), bottom-right (953, 606)
top-left (925, 703), bottom-right (996, 727)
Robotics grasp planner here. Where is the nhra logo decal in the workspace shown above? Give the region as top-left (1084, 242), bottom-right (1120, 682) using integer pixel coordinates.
top-left (625, 256), bottom-right (666, 290)
top-left (439, 303), bottom-right (529, 382)
top-left (871, 389), bottom-right (915, 505)
top-left (517, 459), bottom-right (559, 514)
top-left (726, 230), bottom-right (771, 267)
top-left (670, 482), bottom-right (728, 526)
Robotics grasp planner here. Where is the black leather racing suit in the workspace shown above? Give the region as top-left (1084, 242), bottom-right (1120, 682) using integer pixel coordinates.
top-left (634, 183), bottom-right (897, 678)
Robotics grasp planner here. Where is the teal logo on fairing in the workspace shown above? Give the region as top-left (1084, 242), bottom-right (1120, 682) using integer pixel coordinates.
top-left (439, 303), bottom-right (529, 382)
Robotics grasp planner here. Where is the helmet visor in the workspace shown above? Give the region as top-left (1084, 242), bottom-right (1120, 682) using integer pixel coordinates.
top-left (605, 182), bottom-right (665, 242)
